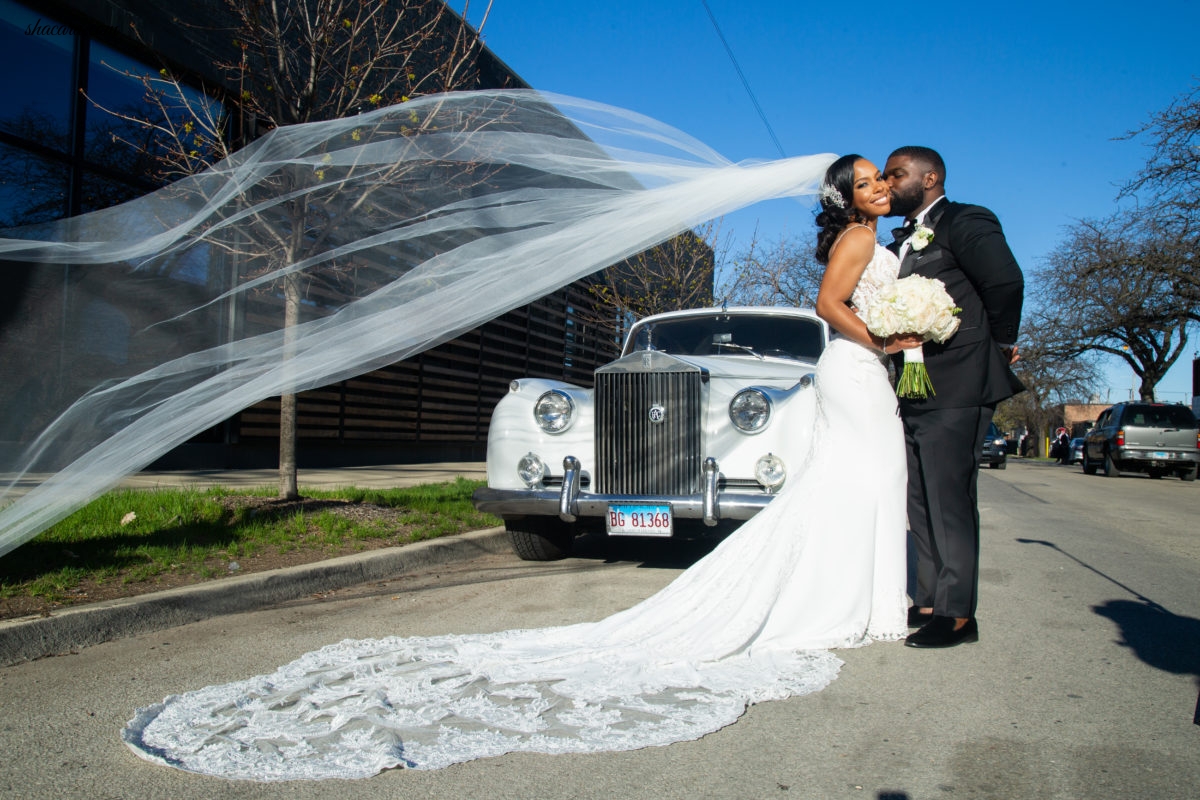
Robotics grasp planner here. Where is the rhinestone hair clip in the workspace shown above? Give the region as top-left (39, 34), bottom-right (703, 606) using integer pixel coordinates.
top-left (819, 182), bottom-right (846, 209)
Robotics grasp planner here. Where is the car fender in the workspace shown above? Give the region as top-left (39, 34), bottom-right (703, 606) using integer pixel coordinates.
top-left (485, 379), bottom-right (595, 489)
top-left (702, 376), bottom-right (817, 481)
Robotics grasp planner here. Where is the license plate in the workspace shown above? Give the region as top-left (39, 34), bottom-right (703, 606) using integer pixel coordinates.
top-left (1152, 452), bottom-right (1169, 459)
top-left (606, 503), bottom-right (673, 536)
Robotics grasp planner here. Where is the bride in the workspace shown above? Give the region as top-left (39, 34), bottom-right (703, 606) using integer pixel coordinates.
top-left (124, 155), bottom-right (921, 781)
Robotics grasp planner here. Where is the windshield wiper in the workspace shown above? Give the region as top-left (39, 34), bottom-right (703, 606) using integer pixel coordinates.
top-left (714, 341), bottom-right (764, 360)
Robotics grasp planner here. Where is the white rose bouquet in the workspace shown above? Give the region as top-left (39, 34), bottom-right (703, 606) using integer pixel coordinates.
top-left (866, 275), bottom-right (961, 398)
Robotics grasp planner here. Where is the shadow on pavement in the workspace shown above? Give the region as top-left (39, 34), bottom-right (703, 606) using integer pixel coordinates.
top-left (1091, 599), bottom-right (1200, 724)
top-left (1017, 537), bottom-right (1200, 724)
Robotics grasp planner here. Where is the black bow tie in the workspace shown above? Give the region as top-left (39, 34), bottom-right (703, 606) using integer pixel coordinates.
top-left (891, 220), bottom-right (916, 243)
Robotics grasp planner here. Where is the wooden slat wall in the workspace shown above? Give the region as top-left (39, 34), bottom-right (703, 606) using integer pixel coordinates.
top-left (234, 280), bottom-right (619, 448)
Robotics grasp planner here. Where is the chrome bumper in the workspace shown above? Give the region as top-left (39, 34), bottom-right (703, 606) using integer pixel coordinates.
top-left (1115, 448), bottom-right (1200, 465)
top-left (472, 456), bottom-right (773, 527)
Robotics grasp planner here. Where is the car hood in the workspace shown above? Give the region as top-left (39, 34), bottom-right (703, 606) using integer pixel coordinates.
top-left (603, 350), bottom-right (817, 381)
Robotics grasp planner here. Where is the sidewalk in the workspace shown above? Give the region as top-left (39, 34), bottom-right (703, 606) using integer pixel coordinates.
top-left (118, 461), bottom-right (486, 491)
top-left (0, 462), bottom-right (498, 666)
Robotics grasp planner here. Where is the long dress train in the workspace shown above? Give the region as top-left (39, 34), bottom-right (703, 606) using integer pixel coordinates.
top-left (123, 245), bottom-right (907, 781)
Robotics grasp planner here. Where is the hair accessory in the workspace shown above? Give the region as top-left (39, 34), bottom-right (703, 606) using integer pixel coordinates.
top-left (819, 182), bottom-right (845, 209)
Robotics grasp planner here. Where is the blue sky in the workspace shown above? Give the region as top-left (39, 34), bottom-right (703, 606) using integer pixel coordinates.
top-left (469, 0), bottom-right (1200, 405)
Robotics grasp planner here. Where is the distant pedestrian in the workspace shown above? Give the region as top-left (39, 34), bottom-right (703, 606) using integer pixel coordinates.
top-left (1054, 431), bottom-right (1070, 464)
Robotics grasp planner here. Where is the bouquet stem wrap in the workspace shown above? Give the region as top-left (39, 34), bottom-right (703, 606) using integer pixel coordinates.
top-left (896, 345), bottom-right (934, 398)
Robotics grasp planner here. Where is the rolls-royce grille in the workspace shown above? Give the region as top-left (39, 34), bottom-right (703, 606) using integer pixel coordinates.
top-left (594, 366), bottom-right (703, 494)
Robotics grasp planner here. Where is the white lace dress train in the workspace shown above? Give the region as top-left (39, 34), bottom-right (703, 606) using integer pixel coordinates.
top-left (124, 246), bottom-right (908, 781)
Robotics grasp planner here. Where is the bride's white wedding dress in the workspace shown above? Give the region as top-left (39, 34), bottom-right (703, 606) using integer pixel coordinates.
top-left (123, 244), bottom-right (907, 781)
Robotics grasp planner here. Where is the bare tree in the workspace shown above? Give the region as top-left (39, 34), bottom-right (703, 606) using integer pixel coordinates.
top-left (1119, 80), bottom-right (1200, 216)
top-left (718, 230), bottom-right (823, 308)
top-left (994, 330), bottom-right (1104, 454)
top-left (577, 219), bottom-right (725, 345)
top-left (1000, 79), bottom-right (1200, 441)
top-left (93, 0), bottom-right (498, 498)
top-left (1117, 80), bottom-right (1200, 310)
top-left (1032, 210), bottom-right (1194, 402)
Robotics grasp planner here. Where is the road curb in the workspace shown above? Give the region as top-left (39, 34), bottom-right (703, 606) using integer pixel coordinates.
top-left (0, 527), bottom-right (509, 666)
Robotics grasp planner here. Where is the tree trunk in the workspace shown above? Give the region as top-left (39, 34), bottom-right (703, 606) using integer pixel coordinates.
top-left (279, 391), bottom-right (298, 499)
top-left (278, 271), bottom-right (301, 500)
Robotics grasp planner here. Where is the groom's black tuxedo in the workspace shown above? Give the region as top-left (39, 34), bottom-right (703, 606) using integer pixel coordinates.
top-left (887, 197), bottom-right (1024, 621)
top-left (889, 198), bottom-right (1024, 410)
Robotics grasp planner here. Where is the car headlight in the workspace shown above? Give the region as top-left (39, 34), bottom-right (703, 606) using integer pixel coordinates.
top-left (755, 453), bottom-right (787, 491)
top-left (533, 390), bottom-right (575, 433)
top-left (993, 438), bottom-right (1006, 447)
top-left (729, 388), bottom-right (771, 433)
top-left (517, 452), bottom-right (547, 487)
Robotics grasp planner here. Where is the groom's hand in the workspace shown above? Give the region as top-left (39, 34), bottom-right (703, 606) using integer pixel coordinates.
top-left (1001, 344), bottom-right (1019, 364)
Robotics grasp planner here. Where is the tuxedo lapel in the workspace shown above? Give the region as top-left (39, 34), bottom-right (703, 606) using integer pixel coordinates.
top-left (898, 198), bottom-right (949, 277)
top-left (923, 197), bottom-right (949, 231)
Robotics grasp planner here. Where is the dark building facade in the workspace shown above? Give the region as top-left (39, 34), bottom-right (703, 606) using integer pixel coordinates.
top-left (0, 0), bottom-right (627, 467)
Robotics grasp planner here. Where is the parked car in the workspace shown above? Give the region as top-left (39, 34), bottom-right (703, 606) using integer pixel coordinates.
top-left (979, 422), bottom-right (1007, 469)
top-left (472, 306), bottom-right (829, 560)
top-left (1082, 402), bottom-right (1199, 480)
top-left (1068, 437), bottom-right (1085, 465)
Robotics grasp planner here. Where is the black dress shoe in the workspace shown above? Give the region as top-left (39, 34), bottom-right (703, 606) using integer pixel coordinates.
top-left (907, 606), bottom-right (933, 627)
top-left (904, 616), bottom-right (978, 648)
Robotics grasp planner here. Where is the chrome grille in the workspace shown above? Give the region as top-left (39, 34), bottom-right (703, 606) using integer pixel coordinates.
top-left (594, 353), bottom-right (703, 494)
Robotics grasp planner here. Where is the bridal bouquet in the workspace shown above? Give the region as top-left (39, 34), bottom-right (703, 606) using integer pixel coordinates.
top-left (866, 275), bottom-right (961, 398)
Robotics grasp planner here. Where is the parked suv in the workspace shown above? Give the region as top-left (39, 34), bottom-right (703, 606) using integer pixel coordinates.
top-left (979, 422), bottom-right (1007, 469)
top-left (1082, 402), bottom-right (1199, 481)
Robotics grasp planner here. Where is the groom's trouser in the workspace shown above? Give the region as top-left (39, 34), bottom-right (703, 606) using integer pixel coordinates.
top-left (902, 404), bottom-right (994, 619)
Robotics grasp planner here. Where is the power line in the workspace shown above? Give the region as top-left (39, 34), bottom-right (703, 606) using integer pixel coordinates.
top-left (700, 0), bottom-right (786, 158)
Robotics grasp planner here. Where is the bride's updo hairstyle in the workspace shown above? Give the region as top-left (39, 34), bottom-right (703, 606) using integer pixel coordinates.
top-left (814, 153), bottom-right (866, 265)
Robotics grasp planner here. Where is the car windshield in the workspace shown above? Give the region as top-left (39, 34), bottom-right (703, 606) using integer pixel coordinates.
top-left (1120, 405), bottom-right (1197, 428)
top-left (624, 314), bottom-right (825, 361)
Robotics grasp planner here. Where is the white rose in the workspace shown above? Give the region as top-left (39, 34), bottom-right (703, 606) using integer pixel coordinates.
top-left (911, 224), bottom-right (934, 251)
top-left (918, 305), bottom-right (938, 325)
top-left (927, 313), bottom-right (961, 342)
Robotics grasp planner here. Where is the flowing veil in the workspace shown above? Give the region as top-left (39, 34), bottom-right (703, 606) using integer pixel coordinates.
top-left (0, 90), bottom-right (914, 782)
top-left (0, 89), bottom-right (833, 557)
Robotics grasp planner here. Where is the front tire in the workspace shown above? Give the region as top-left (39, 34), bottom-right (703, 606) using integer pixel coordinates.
top-left (506, 518), bottom-right (574, 561)
top-left (1082, 450), bottom-right (1098, 475)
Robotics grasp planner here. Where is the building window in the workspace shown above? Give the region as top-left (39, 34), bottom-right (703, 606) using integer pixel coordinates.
top-left (0, 0), bottom-right (225, 226)
top-left (0, 0), bottom-right (73, 145)
top-left (0, 139), bottom-right (68, 226)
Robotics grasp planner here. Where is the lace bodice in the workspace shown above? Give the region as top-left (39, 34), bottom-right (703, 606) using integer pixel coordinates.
top-left (828, 225), bottom-right (900, 325)
top-left (850, 242), bottom-right (900, 325)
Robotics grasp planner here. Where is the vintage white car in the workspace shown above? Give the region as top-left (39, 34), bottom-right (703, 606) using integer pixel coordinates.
top-left (472, 306), bottom-right (829, 560)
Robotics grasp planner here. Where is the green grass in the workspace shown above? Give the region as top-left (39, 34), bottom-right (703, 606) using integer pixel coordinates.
top-left (0, 477), bottom-right (500, 607)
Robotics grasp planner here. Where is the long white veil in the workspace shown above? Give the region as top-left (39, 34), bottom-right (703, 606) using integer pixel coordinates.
top-left (0, 89), bottom-right (833, 557)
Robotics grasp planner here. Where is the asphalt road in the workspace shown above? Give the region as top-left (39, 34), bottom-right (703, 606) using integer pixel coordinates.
top-left (0, 459), bottom-right (1197, 799)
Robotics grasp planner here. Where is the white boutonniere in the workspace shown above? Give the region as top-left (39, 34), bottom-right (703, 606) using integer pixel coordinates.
top-left (911, 223), bottom-right (934, 251)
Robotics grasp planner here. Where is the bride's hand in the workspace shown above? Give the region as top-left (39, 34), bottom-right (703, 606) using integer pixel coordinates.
top-left (881, 333), bottom-right (925, 354)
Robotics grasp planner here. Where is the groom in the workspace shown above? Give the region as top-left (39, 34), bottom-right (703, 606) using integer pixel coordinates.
top-left (883, 146), bottom-right (1024, 648)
